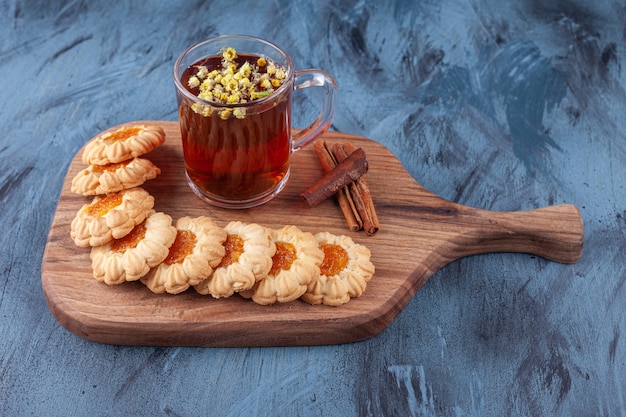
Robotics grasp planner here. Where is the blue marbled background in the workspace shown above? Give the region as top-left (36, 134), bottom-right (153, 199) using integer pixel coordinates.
top-left (1, 0), bottom-right (625, 416)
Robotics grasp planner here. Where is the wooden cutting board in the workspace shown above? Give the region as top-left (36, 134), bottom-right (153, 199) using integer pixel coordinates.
top-left (41, 121), bottom-right (584, 347)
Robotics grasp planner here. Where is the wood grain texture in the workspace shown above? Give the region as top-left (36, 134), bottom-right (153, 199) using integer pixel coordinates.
top-left (41, 121), bottom-right (583, 347)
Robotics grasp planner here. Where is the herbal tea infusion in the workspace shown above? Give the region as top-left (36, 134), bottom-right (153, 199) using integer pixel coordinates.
top-left (174, 35), bottom-right (337, 208)
top-left (184, 47), bottom-right (288, 119)
top-left (178, 47), bottom-right (292, 203)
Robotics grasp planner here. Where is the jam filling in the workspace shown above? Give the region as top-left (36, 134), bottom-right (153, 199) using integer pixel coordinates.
top-left (319, 244), bottom-right (349, 276)
top-left (218, 234), bottom-right (244, 268)
top-left (164, 230), bottom-right (197, 265)
top-left (85, 193), bottom-right (123, 217)
top-left (103, 127), bottom-right (142, 145)
top-left (111, 220), bottom-right (147, 253)
top-left (269, 241), bottom-right (296, 276)
top-left (91, 160), bottom-right (129, 173)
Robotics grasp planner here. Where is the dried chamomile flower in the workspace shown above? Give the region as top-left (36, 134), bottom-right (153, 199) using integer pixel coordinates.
top-left (71, 157), bottom-right (161, 196)
top-left (70, 187), bottom-right (155, 247)
top-left (187, 76), bottom-right (201, 89)
top-left (194, 221), bottom-right (275, 298)
top-left (300, 232), bottom-right (375, 307)
top-left (191, 102), bottom-right (213, 117)
top-left (233, 107), bottom-right (246, 119)
top-left (219, 109), bottom-right (232, 120)
top-left (186, 47), bottom-right (288, 114)
top-left (222, 47), bottom-right (237, 62)
top-left (81, 125), bottom-right (165, 165)
top-left (141, 216), bottom-right (227, 295)
top-left (90, 211), bottom-right (176, 285)
top-left (240, 225), bottom-right (324, 305)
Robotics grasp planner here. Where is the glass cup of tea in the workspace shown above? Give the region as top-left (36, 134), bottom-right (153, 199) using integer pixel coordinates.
top-left (173, 34), bottom-right (337, 209)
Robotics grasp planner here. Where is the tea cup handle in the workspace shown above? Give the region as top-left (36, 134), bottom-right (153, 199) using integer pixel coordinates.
top-left (291, 69), bottom-right (338, 151)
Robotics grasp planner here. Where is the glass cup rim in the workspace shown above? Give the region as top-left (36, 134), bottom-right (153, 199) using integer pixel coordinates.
top-left (173, 34), bottom-right (294, 109)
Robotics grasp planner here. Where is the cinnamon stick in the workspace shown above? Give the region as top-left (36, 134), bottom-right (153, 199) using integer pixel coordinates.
top-left (308, 140), bottom-right (380, 235)
top-left (302, 147), bottom-right (368, 207)
top-left (313, 141), bottom-right (361, 231)
top-left (342, 142), bottom-right (380, 235)
top-left (333, 144), bottom-right (378, 235)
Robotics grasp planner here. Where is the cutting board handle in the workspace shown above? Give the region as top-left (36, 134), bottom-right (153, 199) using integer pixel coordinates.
top-left (458, 203), bottom-right (584, 264)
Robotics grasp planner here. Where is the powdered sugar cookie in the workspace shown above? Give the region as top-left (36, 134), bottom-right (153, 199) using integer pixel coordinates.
top-left (81, 125), bottom-right (165, 165)
top-left (70, 187), bottom-right (154, 247)
top-left (141, 216), bottom-right (227, 294)
top-left (194, 221), bottom-right (275, 298)
top-left (300, 232), bottom-right (375, 306)
top-left (90, 211), bottom-right (176, 285)
top-left (240, 225), bottom-right (324, 305)
top-left (71, 157), bottom-right (161, 196)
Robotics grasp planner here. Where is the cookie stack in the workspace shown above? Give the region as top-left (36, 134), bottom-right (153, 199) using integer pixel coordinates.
top-left (70, 125), bottom-right (164, 196)
top-left (69, 124), bottom-right (375, 306)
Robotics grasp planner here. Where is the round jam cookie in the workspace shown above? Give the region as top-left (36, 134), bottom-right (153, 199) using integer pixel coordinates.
top-left (71, 157), bottom-right (161, 196)
top-left (240, 225), bottom-right (324, 305)
top-left (141, 216), bottom-right (227, 295)
top-left (90, 211), bottom-right (176, 285)
top-left (194, 221), bottom-right (275, 298)
top-left (300, 232), bottom-right (375, 307)
top-left (81, 125), bottom-right (166, 165)
top-left (70, 187), bottom-right (155, 247)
